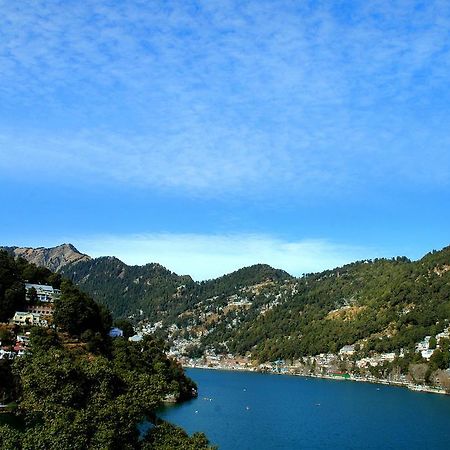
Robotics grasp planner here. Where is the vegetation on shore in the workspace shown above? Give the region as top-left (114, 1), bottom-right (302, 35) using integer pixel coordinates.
top-left (0, 251), bottom-right (214, 449)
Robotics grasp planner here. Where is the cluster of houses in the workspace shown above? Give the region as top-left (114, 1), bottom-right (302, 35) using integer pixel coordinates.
top-left (416, 336), bottom-right (434, 359)
top-left (10, 283), bottom-right (60, 329)
top-left (416, 327), bottom-right (450, 360)
top-left (177, 331), bottom-right (450, 379)
top-left (180, 350), bottom-right (254, 371)
top-left (0, 332), bottom-right (30, 360)
top-left (1, 283), bottom-right (60, 359)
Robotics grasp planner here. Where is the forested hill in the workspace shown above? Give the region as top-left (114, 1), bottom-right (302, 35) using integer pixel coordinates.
top-left (152, 246), bottom-right (450, 364)
top-left (3, 243), bottom-right (450, 364)
top-left (59, 256), bottom-right (194, 319)
top-left (224, 247), bottom-right (450, 361)
top-left (60, 259), bottom-right (291, 322)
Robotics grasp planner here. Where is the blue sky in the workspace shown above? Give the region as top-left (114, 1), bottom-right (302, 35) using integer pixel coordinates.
top-left (1, 0), bottom-right (449, 279)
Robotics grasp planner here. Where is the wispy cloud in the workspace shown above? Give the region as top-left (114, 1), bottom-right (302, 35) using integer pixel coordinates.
top-left (1, 0), bottom-right (450, 197)
top-left (67, 233), bottom-right (381, 280)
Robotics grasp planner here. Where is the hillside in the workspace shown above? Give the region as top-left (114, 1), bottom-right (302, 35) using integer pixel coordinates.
top-left (4, 243), bottom-right (450, 369)
top-left (0, 250), bottom-right (213, 449)
top-left (164, 248), bottom-right (449, 361)
top-left (136, 247), bottom-right (450, 378)
top-left (226, 248), bottom-right (450, 361)
top-left (60, 259), bottom-right (291, 323)
top-left (1, 243), bottom-right (90, 272)
top-left (3, 244), bottom-right (292, 324)
top-left (59, 256), bottom-right (194, 320)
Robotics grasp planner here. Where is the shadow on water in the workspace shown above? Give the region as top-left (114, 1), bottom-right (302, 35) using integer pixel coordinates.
top-left (139, 396), bottom-right (199, 439)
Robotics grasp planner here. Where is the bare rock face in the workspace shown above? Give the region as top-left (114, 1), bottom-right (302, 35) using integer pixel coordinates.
top-left (3, 243), bottom-right (91, 272)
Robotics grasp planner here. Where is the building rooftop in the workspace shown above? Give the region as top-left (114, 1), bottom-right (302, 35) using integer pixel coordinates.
top-left (25, 283), bottom-right (57, 292)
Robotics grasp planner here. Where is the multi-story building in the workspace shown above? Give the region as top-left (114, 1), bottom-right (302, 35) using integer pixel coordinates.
top-left (11, 312), bottom-right (48, 328)
top-left (25, 283), bottom-right (61, 303)
top-left (25, 302), bottom-right (54, 317)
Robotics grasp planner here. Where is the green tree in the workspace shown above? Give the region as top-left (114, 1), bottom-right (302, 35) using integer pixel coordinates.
top-left (0, 425), bottom-right (22, 450)
top-left (429, 336), bottom-right (437, 349)
top-left (0, 327), bottom-right (13, 345)
top-left (53, 280), bottom-right (111, 338)
top-left (6, 337), bottom-right (202, 449)
top-left (29, 328), bottom-right (60, 352)
top-left (143, 422), bottom-right (215, 449)
top-left (26, 287), bottom-right (38, 304)
top-left (429, 349), bottom-right (450, 371)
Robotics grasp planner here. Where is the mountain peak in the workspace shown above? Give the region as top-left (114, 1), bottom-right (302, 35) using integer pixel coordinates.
top-left (59, 243), bottom-right (81, 252)
top-left (1, 243), bottom-right (91, 272)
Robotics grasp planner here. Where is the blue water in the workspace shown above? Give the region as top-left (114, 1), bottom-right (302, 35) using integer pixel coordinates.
top-left (159, 368), bottom-right (450, 449)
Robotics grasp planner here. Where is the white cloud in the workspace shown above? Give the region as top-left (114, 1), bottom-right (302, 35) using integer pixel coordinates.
top-left (1, 0), bottom-right (449, 197)
top-left (68, 233), bottom-right (381, 280)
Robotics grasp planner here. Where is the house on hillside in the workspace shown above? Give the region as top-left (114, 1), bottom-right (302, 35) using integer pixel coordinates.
top-left (436, 328), bottom-right (450, 342)
top-left (11, 312), bottom-right (48, 328)
top-left (108, 327), bottom-right (123, 338)
top-left (339, 345), bottom-right (356, 356)
top-left (0, 349), bottom-right (14, 360)
top-left (25, 303), bottom-right (54, 317)
top-left (25, 283), bottom-right (60, 303)
top-left (16, 334), bottom-right (30, 345)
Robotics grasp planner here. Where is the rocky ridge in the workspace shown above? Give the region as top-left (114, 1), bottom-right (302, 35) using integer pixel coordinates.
top-left (1, 243), bottom-right (91, 272)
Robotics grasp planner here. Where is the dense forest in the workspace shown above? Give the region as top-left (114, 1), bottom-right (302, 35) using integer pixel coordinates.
top-left (155, 247), bottom-right (449, 369)
top-left (226, 249), bottom-right (450, 361)
top-left (0, 251), bottom-right (214, 449)
top-left (58, 256), bottom-right (292, 322)
top-left (59, 256), bottom-right (195, 320)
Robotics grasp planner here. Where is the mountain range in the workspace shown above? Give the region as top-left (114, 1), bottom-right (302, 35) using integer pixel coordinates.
top-left (2, 243), bottom-right (450, 362)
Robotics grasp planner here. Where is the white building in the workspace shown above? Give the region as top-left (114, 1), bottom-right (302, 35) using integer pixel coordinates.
top-left (421, 349), bottom-right (434, 360)
top-left (416, 336), bottom-right (431, 352)
top-left (11, 312), bottom-right (48, 328)
top-left (26, 303), bottom-right (54, 317)
top-left (25, 283), bottom-right (60, 303)
top-left (0, 349), bottom-right (14, 360)
top-left (339, 345), bottom-right (356, 356)
top-left (436, 328), bottom-right (450, 342)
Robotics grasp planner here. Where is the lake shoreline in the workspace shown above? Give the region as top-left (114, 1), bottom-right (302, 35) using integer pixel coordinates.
top-left (182, 363), bottom-right (448, 396)
top-left (164, 365), bottom-right (450, 450)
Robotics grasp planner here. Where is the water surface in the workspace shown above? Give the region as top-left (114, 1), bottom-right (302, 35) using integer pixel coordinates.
top-left (159, 368), bottom-right (450, 449)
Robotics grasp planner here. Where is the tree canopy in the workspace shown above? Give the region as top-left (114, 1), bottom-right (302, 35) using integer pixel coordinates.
top-left (0, 252), bottom-right (214, 449)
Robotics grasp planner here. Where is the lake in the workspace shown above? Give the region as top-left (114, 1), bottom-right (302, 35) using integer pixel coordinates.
top-left (159, 368), bottom-right (450, 449)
